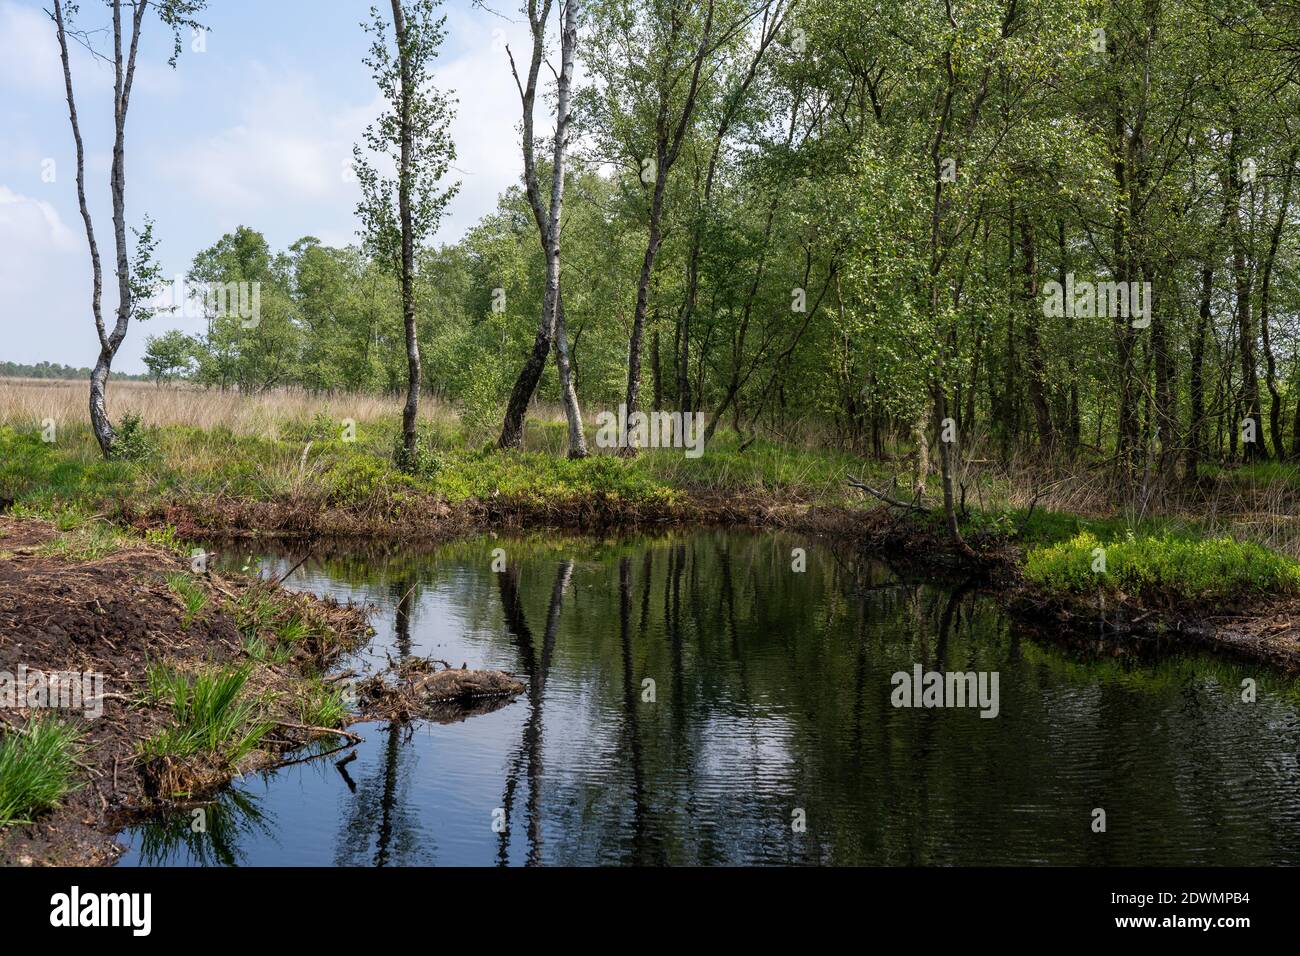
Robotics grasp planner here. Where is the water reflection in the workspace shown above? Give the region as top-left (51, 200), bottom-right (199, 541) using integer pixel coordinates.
top-left (117, 530), bottom-right (1300, 866)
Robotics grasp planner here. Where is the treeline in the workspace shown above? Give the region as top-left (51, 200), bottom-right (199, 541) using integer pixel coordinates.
top-left (0, 361), bottom-right (147, 382)
top-left (141, 0), bottom-right (1300, 490)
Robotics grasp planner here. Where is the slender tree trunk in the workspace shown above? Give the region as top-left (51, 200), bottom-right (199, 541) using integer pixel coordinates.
top-left (1187, 260), bottom-right (1212, 481)
top-left (54, 0), bottom-right (146, 458)
top-left (391, 0), bottom-right (421, 463)
top-left (547, 0), bottom-right (586, 457)
top-left (1259, 148), bottom-right (1295, 459)
top-left (499, 0), bottom-right (586, 456)
top-left (553, 291), bottom-right (588, 458)
top-left (622, 0), bottom-right (715, 455)
top-left (1018, 213), bottom-right (1054, 451)
top-left (1228, 125), bottom-right (1264, 460)
top-left (623, 170), bottom-right (668, 453)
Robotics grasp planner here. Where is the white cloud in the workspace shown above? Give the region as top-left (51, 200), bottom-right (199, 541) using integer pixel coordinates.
top-left (0, 1), bottom-right (63, 94)
top-left (0, 185), bottom-right (78, 250)
top-left (157, 65), bottom-right (376, 217)
top-left (431, 9), bottom-right (531, 242)
top-left (0, 184), bottom-right (100, 366)
top-left (154, 13), bottom-right (531, 249)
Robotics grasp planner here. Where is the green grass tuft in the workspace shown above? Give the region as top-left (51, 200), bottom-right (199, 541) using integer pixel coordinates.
top-left (138, 664), bottom-right (271, 766)
top-left (165, 571), bottom-right (210, 627)
top-left (0, 718), bottom-right (83, 826)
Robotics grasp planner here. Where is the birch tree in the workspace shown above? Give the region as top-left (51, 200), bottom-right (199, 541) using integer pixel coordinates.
top-left (355, 0), bottom-right (459, 469)
top-left (51, 0), bottom-right (206, 458)
top-left (497, 0), bottom-right (589, 457)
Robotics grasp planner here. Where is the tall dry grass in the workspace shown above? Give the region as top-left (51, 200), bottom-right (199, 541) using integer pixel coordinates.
top-left (0, 378), bottom-right (465, 437)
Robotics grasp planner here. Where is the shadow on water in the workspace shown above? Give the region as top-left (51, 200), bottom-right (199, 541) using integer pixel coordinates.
top-left (116, 529), bottom-right (1300, 867)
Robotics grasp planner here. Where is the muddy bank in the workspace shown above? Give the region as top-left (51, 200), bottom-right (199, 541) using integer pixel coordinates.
top-left (124, 488), bottom-right (883, 542)
top-left (0, 518), bottom-right (366, 865)
top-left (122, 490), bottom-right (1300, 675)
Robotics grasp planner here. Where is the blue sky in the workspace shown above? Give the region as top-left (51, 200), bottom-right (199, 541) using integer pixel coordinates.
top-left (0, 0), bottom-right (533, 372)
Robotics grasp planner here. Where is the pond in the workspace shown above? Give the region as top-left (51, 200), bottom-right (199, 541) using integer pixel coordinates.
top-left (115, 529), bottom-right (1300, 866)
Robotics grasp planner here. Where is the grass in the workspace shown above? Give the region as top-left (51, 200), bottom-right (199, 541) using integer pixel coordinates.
top-left (229, 586), bottom-right (351, 664)
top-left (296, 677), bottom-right (349, 729)
top-left (8, 378), bottom-right (1300, 605)
top-left (165, 571), bottom-right (210, 627)
top-left (1024, 530), bottom-right (1300, 601)
top-left (0, 718), bottom-right (83, 826)
top-left (0, 377), bottom-right (873, 515)
top-left (242, 634), bottom-right (293, 665)
top-left (37, 521), bottom-right (128, 561)
top-left (138, 664), bottom-right (271, 767)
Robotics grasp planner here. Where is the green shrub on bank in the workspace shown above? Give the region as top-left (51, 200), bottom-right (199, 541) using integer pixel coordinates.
top-left (430, 449), bottom-right (675, 505)
top-left (392, 423), bottom-right (445, 479)
top-left (323, 454), bottom-right (418, 506)
top-left (1024, 531), bottom-right (1300, 601)
top-left (109, 413), bottom-right (158, 463)
top-left (0, 718), bottom-right (83, 826)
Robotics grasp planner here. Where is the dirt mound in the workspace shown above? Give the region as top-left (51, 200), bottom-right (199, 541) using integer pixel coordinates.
top-left (0, 517), bottom-right (371, 866)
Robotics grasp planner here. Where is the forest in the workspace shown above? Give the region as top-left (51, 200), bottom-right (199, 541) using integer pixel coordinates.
top-left (6, 0), bottom-right (1300, 883)
top-left (101, 0), bottom-right (1300, 549)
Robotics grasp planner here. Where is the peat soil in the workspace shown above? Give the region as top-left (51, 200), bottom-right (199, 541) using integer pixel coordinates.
top-left (0, 515), bottom-right (531, 866)
top-left (0, 518), bottom-right (376, 865)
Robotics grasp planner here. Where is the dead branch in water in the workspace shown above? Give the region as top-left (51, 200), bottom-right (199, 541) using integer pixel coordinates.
top-left (276, 721), bottom-right (363, 743)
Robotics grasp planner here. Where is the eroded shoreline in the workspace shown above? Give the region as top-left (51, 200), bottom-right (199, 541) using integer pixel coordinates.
top-left (5, 494), bottom-right (1300, 866)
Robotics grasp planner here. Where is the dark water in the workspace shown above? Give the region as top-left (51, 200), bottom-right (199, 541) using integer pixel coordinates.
top-left (116, 530), bottom-right (1300, 866)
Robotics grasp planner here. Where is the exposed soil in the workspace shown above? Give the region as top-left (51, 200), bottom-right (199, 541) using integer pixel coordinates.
top-left (0, 518), bottom-right (371, 865)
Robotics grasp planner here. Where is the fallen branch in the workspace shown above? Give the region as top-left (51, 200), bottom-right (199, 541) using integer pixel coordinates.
top-left (276, 721), bottom-right (363, 743)
top-left (845, 476), bottom-right (928, 513)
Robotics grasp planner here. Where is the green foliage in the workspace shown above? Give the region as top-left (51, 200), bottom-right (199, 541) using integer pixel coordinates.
top-left (165, 571), bottom-right (210, 627)
top-left (0, 719), bottom-right (83, 826)
top-left (1024, 531), bottom-right (1300, 601)
top-left (138, 664), bottom-right (270, 766)
top-left (392, 423), bottom-right (445, 479)
top-left (110, 413), bottom-right (158, 464)
top-left (144, 524), bottom-right (188, 555)
top-left (323, 454), bottom-right (418, 506)
top-left (0, 427), bottom-right (137, 509)
top-left (242, 634), bottom-right (292, 665)
top-left (297, 678), bottom-right (349, 729)
top-left (143, 329), bottom-right (199, 384)
top-left (38, 521), bottom-right (127, 561)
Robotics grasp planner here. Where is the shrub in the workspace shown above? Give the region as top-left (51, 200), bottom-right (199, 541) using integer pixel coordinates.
top-left (391, 424), bottom-right (445, 480)
top-left (323, 454), bottom-right (416, 506)
top-left (110, 413), bottom-right (158, 463)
